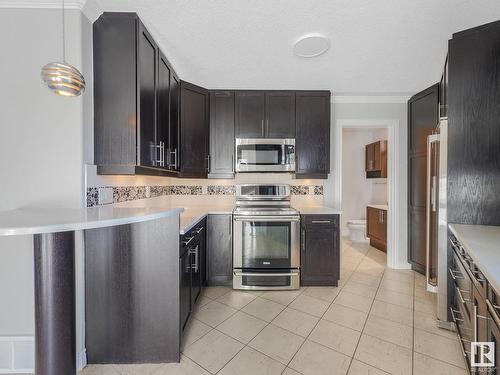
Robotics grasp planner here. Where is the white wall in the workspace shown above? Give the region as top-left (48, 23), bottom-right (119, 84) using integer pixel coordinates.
top-left (0, 7), bottom-right (86, 371)
top-left (324, 101), bottom-right (409, 267)
top-left (341, 128), bottom-right (387, 234)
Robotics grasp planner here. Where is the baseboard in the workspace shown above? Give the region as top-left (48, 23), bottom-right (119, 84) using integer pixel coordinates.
top-left (0, 336), bottom-right (87, 374)
top-left (0, 336), bottom-right (34, 374)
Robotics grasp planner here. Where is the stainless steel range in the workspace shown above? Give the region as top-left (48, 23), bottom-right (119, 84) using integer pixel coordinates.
top-left (233, 184), bottom-right (300, 290)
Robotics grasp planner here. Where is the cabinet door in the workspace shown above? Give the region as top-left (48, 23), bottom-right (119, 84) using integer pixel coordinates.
top-left (180, 249), bottom-right (191, 331)
top-left (137, 22), bottom-right (158, 168)
top-left (408, 84), bottom-right (439, 274)
top-left (235, 91), bottom-right (265, 138)
top-left (301, 216), bottom-right (339, 286)
top-left (207, 214), bottom-right (233, 286)
top-left (190, 238), bottom-right (201, 306)
top-left (157, 52), bottom-right (171, 168)
top-left (265, 91), bottom-right (295, 138)
top-left (209, 91), bottom-right (235, 178)
top-left (366, 207), bottom-right (378, 239)
top-left (169, 73), bottom-right (180, 170)
top-left (373, 141), bottom-right (381, 171)
top-left (365, 143), bottom-right (374, 171)
top-left (295, 91), bottom-right (331, 178)
top-left (180, 81), bottom-right (209, 177)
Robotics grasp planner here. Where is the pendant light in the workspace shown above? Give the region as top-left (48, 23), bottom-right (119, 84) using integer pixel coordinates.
top-left (41, 0), bottom-right (85, 96)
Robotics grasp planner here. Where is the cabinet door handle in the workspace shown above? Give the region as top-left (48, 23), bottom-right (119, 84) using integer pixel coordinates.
top-left (456, 286), bottom-right (471, 304)
top-left (207, 155), bottom-right (211, 172)
top-left (169, 149), bottom-right (177, 169)
top-left (266, 119), bottom-right (269, 136)
top-left (189, 245), bottom-right (199, 272)
top-left (231, 154), bottom-right (234, 173)
top-left (261, 120), bottom-right (264, 137)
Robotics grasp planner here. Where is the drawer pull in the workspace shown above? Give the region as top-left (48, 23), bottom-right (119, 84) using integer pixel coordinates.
top-left (456, 286), bottom-right (471, 304)
top-left (311, 220), bottom-right (331, 224)
top-left (182, 236), bottom-right (195, 246)
top-left (450, 307), bottom-right (464, 322)
top-left (449, 269), bottom-right (463, 280)
top-left (471, 270), bottom-right (486, 283)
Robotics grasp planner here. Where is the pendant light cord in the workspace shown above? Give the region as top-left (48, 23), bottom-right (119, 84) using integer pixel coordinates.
top-left (62, 0), bottom-right (66, 61)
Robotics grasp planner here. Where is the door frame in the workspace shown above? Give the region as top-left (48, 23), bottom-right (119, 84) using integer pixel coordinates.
top-left (333, 119), bottom-right (409, 269)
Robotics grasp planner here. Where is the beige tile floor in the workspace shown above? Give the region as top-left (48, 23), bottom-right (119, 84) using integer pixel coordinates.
top-left (81, 240), bottom-right (468, 375)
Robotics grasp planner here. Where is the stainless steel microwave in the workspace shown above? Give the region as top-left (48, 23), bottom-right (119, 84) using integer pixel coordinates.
top-left (235, 138), bottom-right (295, 173)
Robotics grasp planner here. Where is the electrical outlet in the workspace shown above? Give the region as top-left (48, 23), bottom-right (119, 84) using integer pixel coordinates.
top-left (98, 187), bottom-right (114, 205)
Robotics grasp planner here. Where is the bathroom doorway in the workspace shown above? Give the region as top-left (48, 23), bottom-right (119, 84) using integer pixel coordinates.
top-left (341, 128), bottom-right (388, 246)
top-left (333, 119), bottom-right (405, 269)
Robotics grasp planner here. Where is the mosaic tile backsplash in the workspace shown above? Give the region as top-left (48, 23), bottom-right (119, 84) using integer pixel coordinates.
top-left (86, 184), bottom-right (323, 207)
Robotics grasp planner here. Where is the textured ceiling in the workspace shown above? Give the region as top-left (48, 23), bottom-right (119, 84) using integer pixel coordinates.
top-left (86, 0), bottom-right (500, 94)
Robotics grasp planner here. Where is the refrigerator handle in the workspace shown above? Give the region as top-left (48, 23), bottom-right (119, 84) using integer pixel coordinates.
top-left (426, 134), bottom-right (440, 292)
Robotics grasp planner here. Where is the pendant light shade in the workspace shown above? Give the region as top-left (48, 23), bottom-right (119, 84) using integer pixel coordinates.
top-left (41, 0), bottom-right (85, 97)
top-left (41, 61), bottom-right (85, 96)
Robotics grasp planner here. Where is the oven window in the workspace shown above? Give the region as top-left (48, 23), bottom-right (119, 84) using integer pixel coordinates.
top-left (242, 222), bottom-right (291, 268)
top-left (238, 144), bottom-right (282, 165)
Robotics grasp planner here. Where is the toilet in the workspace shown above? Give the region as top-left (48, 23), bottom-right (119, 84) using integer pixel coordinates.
top-left (347, 219), bottom-right (368, 242)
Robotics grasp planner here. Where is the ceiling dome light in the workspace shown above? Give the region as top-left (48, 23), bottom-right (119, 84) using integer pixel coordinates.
top-left (293, 33), bottom-right (330, 58)
top-left (41, 0), bottom-right (85, 96)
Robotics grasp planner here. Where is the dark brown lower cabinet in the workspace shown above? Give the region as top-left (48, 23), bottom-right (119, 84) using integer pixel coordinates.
top-left (366, 207), bottom-right (387, 252)
top-left (180, 218), bottom-right (206, 333)
top-left (300, 214), bottom-right (340, 286)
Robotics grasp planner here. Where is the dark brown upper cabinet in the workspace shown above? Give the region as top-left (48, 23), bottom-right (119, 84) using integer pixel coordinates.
top-left (265, 91), bottom-right (295, 138)
top-left (365, 140), bottom-right (387, 178)
top-left (179, 81), bottom-right (209, 178)
top-left (295, 91), bottom-right (331, 179)
top-left (235, 91), bottom-right (295, 138)
top-left (407, 84), bottom-right (439, 274)
top-left (209, 91), bottom-right (235, 179)
top-left (235, 91), bottom-right (266, 138)
top-left (93, 12), bottom-right (178, 176)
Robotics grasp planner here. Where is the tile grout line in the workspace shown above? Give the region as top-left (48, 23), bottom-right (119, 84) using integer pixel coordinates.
top-left (214, 288), bottom-right (308, 374)
top-left (344, 247), bottom-right (386, 375)
top-left (281, 243), bottom-right (378, 374)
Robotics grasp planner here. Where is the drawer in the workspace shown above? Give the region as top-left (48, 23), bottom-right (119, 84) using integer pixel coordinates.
top-left (302, 215), bottom-right (339, 227)
top-left (450, 249), bottom-right (473, 322)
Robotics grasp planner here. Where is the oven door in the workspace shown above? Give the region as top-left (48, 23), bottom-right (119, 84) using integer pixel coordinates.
top-left (235, 138), bottom-right (295, 172)
top-left (233, 215), bottom-right (300, 269)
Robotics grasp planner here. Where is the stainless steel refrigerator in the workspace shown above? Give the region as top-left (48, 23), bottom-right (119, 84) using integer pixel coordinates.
top-left (425, 118), bottom-right (452, 328)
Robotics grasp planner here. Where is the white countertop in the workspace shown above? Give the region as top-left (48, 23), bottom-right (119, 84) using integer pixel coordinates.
top-left (448, 223), bottom-right (500, 294)
top-left (293, 206), bottom-right (342, 215)
top-left (0, 205), bottom-right (183, 236)
top-left (367, 204), bottom-right (388, 211)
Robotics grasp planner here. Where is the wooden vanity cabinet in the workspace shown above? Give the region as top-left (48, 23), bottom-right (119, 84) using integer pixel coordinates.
top-left (366, 206), bottom-right (387, 252)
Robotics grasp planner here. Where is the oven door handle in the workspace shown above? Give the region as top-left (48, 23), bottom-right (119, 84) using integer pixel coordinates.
top-left (233, 216), bottom-right (300, 222)
top-left (234, 271), bottom-right (300, 277)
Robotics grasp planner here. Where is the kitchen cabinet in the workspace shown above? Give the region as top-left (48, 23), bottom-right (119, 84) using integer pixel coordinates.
top-left (295, 91), bottom-right (331, 179)
top-left (235, 91), bottom-right (295, 139)
top-left (365, 140), bottom-right (387, 178)
top-left (179, 81), bottom-right (209, 178)
top-left (448, 20), bottom-right (500, 226)
top-left (169, 73), bottom-right (180, 170)
top-left (180, 218), bottom-right (206, 332)
top-left (236, 91), bottom-right (265, 138)
top-left (93, 12), bottom-right (179, 176)
top-left (179, 247), bottom-right (191, 331)
top-left (207, 214), bottom-right (233, 286)
top-left (265, 91), bottom-right (295, 138)
top-left (300, 215), bottom-right (340, 286)
top-left (366, 207), bottom-right (387, 252)
top-left (209, 91), bottom-right (235, 178)
top-left (407, 84), bottom-right (439, 273)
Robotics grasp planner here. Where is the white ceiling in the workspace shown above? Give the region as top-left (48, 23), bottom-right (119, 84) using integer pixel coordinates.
top-left (12, 0), bottom-right (500, 94)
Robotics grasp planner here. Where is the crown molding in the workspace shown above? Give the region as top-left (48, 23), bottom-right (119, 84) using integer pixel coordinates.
top-left (0, 0), bottom-right (86, 9)
top-left (332, 95), bottom-right (411, 104)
